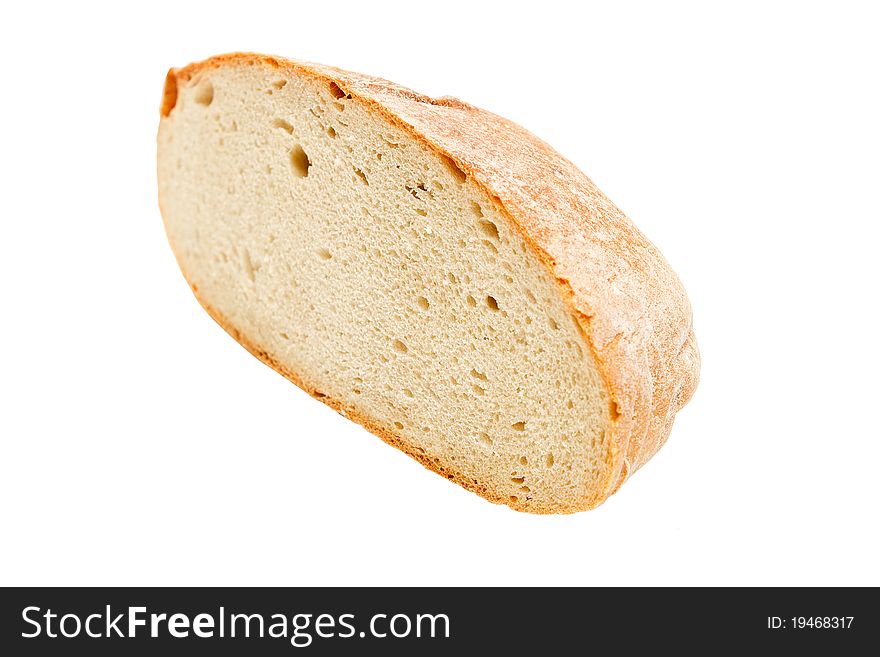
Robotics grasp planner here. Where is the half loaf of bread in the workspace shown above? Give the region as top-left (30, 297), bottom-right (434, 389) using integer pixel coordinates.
top-left (157, 53), bottom-right (699, 513)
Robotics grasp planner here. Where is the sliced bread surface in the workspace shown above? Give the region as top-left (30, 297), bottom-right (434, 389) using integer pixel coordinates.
top-left (157, 54), bottom-right (699, 513)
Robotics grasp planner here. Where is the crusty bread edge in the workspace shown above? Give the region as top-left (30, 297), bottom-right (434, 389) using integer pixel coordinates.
top-left (158, 52), bottom-right (699, 512)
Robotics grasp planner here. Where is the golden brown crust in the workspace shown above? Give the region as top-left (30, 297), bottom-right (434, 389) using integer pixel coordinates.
top-left (160, 68), bottom-right (178, 118)
top-left (160, 53), bottom-right (699, 510)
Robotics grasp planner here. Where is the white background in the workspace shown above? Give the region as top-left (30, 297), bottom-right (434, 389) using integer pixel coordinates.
top-left (1, 1), bottom-right (877, 586)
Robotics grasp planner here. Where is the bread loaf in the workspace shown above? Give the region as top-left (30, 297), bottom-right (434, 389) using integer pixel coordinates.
top-left (157, 53), bottom-right (699, 513)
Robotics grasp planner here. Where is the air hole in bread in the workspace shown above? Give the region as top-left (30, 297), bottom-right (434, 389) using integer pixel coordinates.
top-left (472, 384), bottom-right (485, 395)
top-left (415, 208), bottom-right (427, 217)
top-left (611, 402), bottom-right (621, 421)
top-left (549, 317), bottom-right (559, 330)
top-left (354, 168), bottom-right (369, 185)
top-left (403, 388), bottom-right (414, 397)
top-left (272, 80), bottom-right (287, 90)
top-left (316, 248), bottom-right (332, 260)
top-left (512, 421), bottom-right (526, 432)
top-left (273, 118), bottom-right (294, 134)
top-left (486, 295), bottom-right (499, 311)
top-left (327, 126), bottom-right (337, 138)
top-left (466, 295), bottom-right (477, 307)
top-left (519, 455), bottom-right (528, 465)
top-left (194, 80), bottom-right (214, 106)
top-left (479, 220), bottom-right (499, 241)
top-left (482, 240), bottom-right (499, 254)
top-left (392, 339), bottom-right (408, 353)
top-left (478, 432), bottom-right (493, 445)
top-left (416, 296), bottom-right (430, 310)
top-left (393, 421), bottom-right (404, 430)
top-left (546, 453), bottom-right (555, 467)
top-left (328, 81), bottom-right (346, 99)
top-left (289, 144), bottom-right (310, 177)
top-left (470, 368), bottom-right (487, 381)
top-left (511, 476), bottom-right (525, 484)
